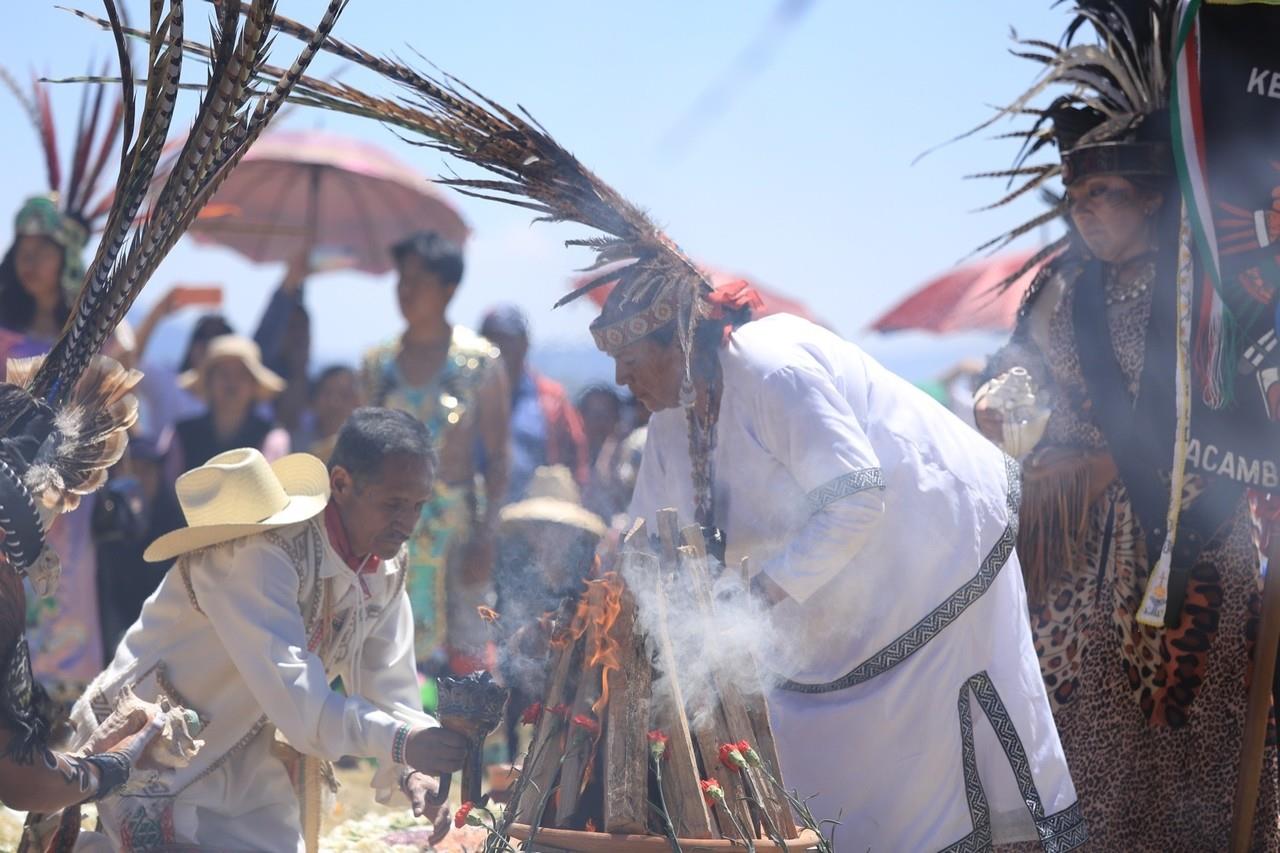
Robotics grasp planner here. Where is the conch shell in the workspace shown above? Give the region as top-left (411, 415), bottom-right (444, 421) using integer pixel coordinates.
top-left (978, 367), bottom-right (1051, 460)
top-left (104, 684), bottom-right (206, 769)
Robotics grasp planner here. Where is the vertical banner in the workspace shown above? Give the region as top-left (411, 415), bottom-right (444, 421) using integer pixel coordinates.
top-left (1192, 1), bottom-right (1280, 401)
top-left (1169, 0), bottom-right (1280, 492)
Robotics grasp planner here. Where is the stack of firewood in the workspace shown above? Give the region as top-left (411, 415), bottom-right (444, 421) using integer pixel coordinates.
top-left (508, 509), bottom-right (817, 851)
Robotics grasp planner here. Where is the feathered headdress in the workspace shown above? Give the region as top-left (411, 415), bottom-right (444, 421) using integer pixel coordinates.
top-left (0, 65), bottom-right (123, 238)
top-left (968, 0), bottom-right (1180, 289)
top-left (185, 9), bottom-right (719, 363)
top-left (191, 9), bottom-right (738, 529)
top-left (0, 0), bottom-right (348, 579)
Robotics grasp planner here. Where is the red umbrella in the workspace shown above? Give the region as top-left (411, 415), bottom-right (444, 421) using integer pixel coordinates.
top-left (189, 130), bottom-right (468, 275)
top-left (870, 250), bottom-right (1049, 334)
top-left (570, 263), bottom-right (826, 327)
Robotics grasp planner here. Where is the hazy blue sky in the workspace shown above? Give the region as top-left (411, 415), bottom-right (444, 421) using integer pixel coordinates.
top-left (0, 1), bottom-right (1065, 381)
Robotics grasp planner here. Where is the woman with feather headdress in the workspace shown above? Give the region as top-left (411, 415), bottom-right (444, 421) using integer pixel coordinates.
top-left (972, 1), bottom-right (1280, 848)
top-left (0, 72), bottom-right (136, 692)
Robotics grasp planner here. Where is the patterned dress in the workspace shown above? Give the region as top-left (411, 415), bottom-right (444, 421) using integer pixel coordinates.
top-left (990, 263), bottom-right (1280, 851)
top-left (361, 326), bottom-right (500, 665)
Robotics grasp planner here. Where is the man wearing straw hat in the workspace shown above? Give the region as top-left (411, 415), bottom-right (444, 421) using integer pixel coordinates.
top-left (64, 408), bottom-right (467, 851)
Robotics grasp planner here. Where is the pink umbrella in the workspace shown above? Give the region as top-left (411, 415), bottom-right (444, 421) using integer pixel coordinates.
top-left (190, 130), bottom-right (468, 275)
top-left (870, 250), bottom-right (1049, 334)
top-left (571, 263), bottom-right (827, 327)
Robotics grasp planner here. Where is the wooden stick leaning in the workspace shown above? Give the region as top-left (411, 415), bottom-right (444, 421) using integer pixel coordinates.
top-left (646, 543), bottom-right (718, 839)
top-left (680, 528), bottom-right (796, 840)
top-left (735, 558), bottom-right (799, 839)
top-left (654, 511), bottom-right (752, 838)
top-left (603, 573), bottom-right (653, 833)
top-left (1231, 529), bottom-right (1280, 853)
top-left (514, 619), bottom-right (581, 827)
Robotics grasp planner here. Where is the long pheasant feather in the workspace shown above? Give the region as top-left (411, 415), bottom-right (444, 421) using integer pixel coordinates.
top-left (31, 0), bottom-right (348, 406)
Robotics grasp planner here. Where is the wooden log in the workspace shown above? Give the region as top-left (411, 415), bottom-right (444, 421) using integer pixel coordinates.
top-left (680, 529), bottom-right (796, 839)
top-left (644, 546), bottom-right (717, 840)
top-left (655, 509), bottom-right (682, 569)
top-left (557, 615), bottom-right (607, 824)
top-left (736, 558), bottom-right (798, 838)
top-left (603, 581), bottom-right (651, 834)
top-left (674, 547), bottom-right (758, 839)
top-left (514, 631), bottom-right (582, 827)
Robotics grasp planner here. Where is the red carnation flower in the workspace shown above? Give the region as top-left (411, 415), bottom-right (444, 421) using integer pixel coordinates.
top-left (700, 778), bottom-right (725, 807)
top-left (520, 703), bottom-right (543, 725)
top-left (647, 729), bottom-right (670, 761)
top-left (454, 801), bottom-right (474, 829)
top-left (736, 739), bottom-right (762, 768)
top-left (571, 714), bottom-right (600, 737)
top-left (718, 742), bottom-right (747, 771)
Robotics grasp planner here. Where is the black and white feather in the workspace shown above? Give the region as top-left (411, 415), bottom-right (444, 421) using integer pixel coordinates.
top-left (0, 0), bottom-right (349, 575)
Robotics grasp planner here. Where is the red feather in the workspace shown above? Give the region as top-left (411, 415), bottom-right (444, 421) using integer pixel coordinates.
top-left (67, 77), bottom-right (107, 215)
top-left (80, 100), bottom-right (124, 231)
top-left (34, 77), bottom-right (61, 195)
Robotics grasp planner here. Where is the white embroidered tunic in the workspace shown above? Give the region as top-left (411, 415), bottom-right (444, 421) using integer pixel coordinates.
top-left (629, 315), bottom-right (1082, 852)
top-left (69, 516), bottom-right (435, 852)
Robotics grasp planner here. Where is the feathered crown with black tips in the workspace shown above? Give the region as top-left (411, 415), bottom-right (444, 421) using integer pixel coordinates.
top-left (968, 0), bottom-right (1180, 289)
top-left (0, 66), bottom-right (123, 238)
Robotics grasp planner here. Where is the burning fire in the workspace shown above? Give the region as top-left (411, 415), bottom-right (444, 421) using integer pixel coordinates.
top-left (559, 572), bottom-right (624, 716)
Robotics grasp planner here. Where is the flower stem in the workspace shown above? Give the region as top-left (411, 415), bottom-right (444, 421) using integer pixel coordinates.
top-left (478, 810), bottom-right (520, 853)
top-left (758, 767), bottom-right (834, 853)
top-left (652, 759), bottom-right (683, 853)
top-left (723, 803), bottom-right (757, 852)
top-left (738, 770), bottom-right (788, 853)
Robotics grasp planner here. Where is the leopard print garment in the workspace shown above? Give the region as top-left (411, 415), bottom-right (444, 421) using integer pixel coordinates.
top-left (990, 263), bottom-right (1280, 851)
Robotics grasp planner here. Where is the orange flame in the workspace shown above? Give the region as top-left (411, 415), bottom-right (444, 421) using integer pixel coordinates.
top-left (582, 573), bottom-right (624, 716)
top-left (547, 573), bottom-right (625, 712)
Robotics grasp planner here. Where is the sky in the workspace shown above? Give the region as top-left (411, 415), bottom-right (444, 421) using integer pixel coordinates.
top-left (0, 1), bottom-right (1067, 385)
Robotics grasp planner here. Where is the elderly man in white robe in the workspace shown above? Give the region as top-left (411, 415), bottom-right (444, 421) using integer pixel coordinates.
top-left (602, 280), bottom-right (1083, 852)
top-left (63, 408), bottom-right (467, 852)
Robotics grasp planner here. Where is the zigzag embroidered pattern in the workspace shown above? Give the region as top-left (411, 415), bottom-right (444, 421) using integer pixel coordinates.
top-left (804, 467), bottom-right (886, 515)
top-left (942, 671), bottom-right (1088, 852)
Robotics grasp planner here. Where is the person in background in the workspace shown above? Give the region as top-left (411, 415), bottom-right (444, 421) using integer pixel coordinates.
top-left (362, 231), bottom-right (510, 678)
top-left (578, 384), bottom-right (623, 470)
top-left (0, 196), bottom-right (117, 690)
top-left (294, 364), bottom-right (364, 464)
top-left (254, 253), bottom-right (312, 434)
top-left (493, 465), bottom-right (605, 759)
top-left (612, 393), bottom-right (651, 516)
top-left (93, 433), bottom-right (185, 658)
top-left (166, 335), bottom-right (291, 482)
top-left (132, 296), bottom-right (234, 440)
top-left (576, 384), bottom-right (626, 521)
top-left (479, 304), bottom-right (588, 502)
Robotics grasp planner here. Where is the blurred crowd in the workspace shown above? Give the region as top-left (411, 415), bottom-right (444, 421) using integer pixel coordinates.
top-left (0, 200), bottom-right (650, 711)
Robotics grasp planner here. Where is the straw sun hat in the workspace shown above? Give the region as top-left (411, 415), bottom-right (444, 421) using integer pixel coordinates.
top-left (144, 448), bottom-right (330, 562)
top-left (179, 334), bottom-right (285, 401)
top-left (499, 465), bottom-right (606, 538)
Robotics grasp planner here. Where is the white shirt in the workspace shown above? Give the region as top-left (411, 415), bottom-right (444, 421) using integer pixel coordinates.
top-left (70, 515), bottom-right (435, 851)
top-left (629, 315), bottom-right (1081, 852)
